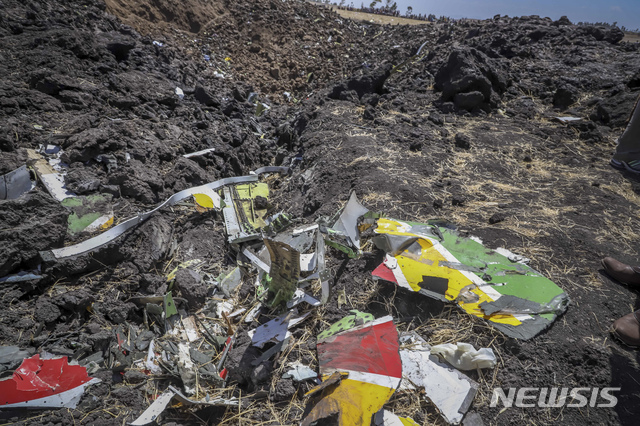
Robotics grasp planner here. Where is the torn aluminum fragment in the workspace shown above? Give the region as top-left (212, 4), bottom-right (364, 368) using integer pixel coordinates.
top-left (242, 246), bottom-right (271, 273)
top-left (316, 228), bottom-right (331, 304)
top-left (303, 314), bottom-right (401, 426)
top-left (244, 304), bottom-right (261, 323)
top-left (263, 212), bottom-right (293, 236)
top-left (331, 191), bottom-right (369, 253)
top-left (181, 316), bottom-right (199, 343)
top-left (41, 169), bottom-right (287, 260)
top-left (263, 238), bottom-right (300, 307)
top-left (0, 355), bottom-right (100, 409)
top-left (293, 224), bottom-right (319, 235)
top-left (553, 116), bottom-right (581, 123)
top-left (183, 148), bottom-right (216, 158)
top-left (215, 300), bottom-right (234, 318)
top-left (0, 165), bottom-right (33, 200)
top-left (27, 149), bottom-right (75, 201)
top-left (252, 337), bottom-right (290, 366)
top-left (480, 293), bottom-right (568, 316)
top-left (287, 289), bottom-right (321, 308)
top-left (300, 252), bottom-right (317, 272)
top-left (247, 311), bottom-right (310, 348)
top-left (219, 267), bottom-right (242, 297)
top-left (430, 342), bottom-right (496, 371)
top-left (282, 362), bottom-right (318, 382)
top-left (128, 385), bottom-right (238, 426)
top-left (222, 181), bottom-right (270, 243)
top-left (372, 218), bottom-right (569, 340)
top-left (399, 333), bottom-right (477, 424)
top-left (0, 269), bottom-right (42, 284)
top-left (317, 310), bottom-right (374, 341)
top-left (373, 410), bottom-right (420, 426)
top-left (145, 340), bottom-right (162, 374)
top-left (177, 343), bottom-right (196, 395)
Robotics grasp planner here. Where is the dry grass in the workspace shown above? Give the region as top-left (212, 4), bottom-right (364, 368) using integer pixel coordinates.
top-left (623, 32), bottom-right (640, 43)
top-left (329, 6), bottom-right (432, 26)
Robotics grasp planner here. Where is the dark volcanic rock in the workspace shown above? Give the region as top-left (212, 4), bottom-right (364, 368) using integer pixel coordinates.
top-left (175, 268), bottom-right (207, 310)
top-left (434, 47), bottom-right (508, 111)
top-left (455, 133), bottom-right (472, 149)
top-left (329, 64), bottom-right (392, 100)
top-left (553, 83), bottom-right (579, 109)
top-left (0, 193), bottom-right (68, 276)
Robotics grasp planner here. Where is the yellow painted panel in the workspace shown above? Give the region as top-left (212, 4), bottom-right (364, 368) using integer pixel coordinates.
top-left (313, 377), bottom-right (396, 426)
top-left (100, 216), bottom-right (114, 230)
top-left (194, 193), bottom-right (214, 209)
top-left (375, 218), bottom-right (522, 327)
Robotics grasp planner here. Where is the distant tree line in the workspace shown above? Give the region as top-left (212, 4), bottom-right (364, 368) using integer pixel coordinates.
top-left (315, 0), bottom-right (454, 22)
top-left (576, 20), bottom-right (639, 33)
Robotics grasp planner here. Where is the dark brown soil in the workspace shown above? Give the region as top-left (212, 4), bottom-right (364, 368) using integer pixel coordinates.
top-left (1, 0), bottom-right (640, 425)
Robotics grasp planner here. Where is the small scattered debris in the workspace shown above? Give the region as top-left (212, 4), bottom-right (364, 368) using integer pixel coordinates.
top-left (129, 386), bottom-right (238, 426)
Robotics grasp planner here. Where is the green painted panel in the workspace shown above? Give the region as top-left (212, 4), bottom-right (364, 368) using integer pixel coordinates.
top-left (317, 310), bottom-right (374, 341)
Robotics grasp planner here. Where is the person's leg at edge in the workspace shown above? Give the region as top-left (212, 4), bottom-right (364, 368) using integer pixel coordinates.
top-left (612, 95), bottom-right (640, 170)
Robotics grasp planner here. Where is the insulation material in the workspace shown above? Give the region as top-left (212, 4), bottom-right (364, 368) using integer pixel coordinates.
top-left (399, 333), bottom-right (477, 424)
top-left (302, 313), bottom-right (401, 426)
top-left (430, 343), bottom-right (496, 371)
top-left (0, 354), bottom-right (100, 409)
top-left (372, 218), bottom-right (569, 340)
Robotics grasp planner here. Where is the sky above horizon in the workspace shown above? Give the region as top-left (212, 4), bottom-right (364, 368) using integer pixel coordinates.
top-left (357, 1), bottom-right (640, 30)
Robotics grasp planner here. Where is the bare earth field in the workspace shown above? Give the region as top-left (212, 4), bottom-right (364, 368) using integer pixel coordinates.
top-left (1, 1), bottom-right (640, 425)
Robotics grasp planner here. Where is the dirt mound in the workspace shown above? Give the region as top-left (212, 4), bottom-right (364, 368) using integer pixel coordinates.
top-left (2, 0), bottom-right (640, 425)
top-left (104, 0), bottom-right (226, 34)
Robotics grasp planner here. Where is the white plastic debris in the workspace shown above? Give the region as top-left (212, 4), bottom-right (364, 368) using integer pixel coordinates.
top-left (183, 147), bottom-right (216, 159)
top-left (495, 247), bottom-right (530, 264)
top-left (145, 339), bottom-right (162, 374)
top-left (287, 288), bottom-right (321, 308)
top-left (430, 342), bottom-right (496, 371)
top-left (247, 311), bottom-right (310, 348)
top-left (152, 41), bottom-right (163, 47)
top-left (282, 362), bottom-right (317, 382)
top-left (216, 300), bottom-right (234, 318)
top-left (175, 87), bottom-right (184, 100)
